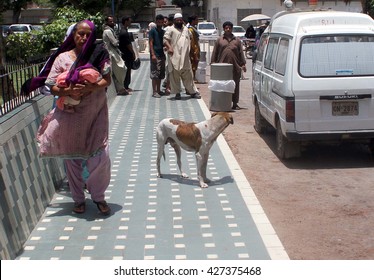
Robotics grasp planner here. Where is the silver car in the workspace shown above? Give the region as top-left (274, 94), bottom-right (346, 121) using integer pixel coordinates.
top-left (128, 23), bottom-right (141, 39)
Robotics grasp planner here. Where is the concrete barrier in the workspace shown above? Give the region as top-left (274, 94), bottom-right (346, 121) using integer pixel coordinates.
top-left (0, 95), bottom-right (64, 259)
top-left (0, 82), bottom-right (118, 259)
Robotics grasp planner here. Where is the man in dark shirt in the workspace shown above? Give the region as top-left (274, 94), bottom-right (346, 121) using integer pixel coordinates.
top-left (118, 15), bottom-right (136, 93)
top-left (149, 14), bottom-right (166, 98)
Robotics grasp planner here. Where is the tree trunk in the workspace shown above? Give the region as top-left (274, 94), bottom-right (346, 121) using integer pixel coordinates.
top-left (13, 10), bottom-right (22, 23)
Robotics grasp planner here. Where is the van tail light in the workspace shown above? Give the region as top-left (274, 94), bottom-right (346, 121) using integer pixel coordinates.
top-left (286, 98), bottom-right (295, 122)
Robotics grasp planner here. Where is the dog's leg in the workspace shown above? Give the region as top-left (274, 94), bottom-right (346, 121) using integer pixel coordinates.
top-left (170, 141), bottom-right (188, 178)
top-left (156, 131), bottom-right (165, 178)
top-left (201, 152), bottom-right (211, 184)
top-left (196, 152), bottom-right (208, 188)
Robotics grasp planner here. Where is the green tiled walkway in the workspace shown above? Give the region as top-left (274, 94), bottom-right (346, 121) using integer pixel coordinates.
top-left (16, 58), bottom-right (288, 260)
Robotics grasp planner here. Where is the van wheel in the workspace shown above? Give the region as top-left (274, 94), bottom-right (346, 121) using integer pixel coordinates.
top-left (276, 118), bottom-right (287, 159)
top-left (275, 118), bottom-right (301, 159)
top-left (254, 101), bottom-right (267, 134)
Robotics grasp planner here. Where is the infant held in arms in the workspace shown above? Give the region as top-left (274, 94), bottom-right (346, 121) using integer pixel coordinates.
top-left (56, 67), bottom-right (102, 112)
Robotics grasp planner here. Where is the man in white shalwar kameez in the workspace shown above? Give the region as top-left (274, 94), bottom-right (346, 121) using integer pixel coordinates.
top-left (102, 16), bottom-right (127, 95)
top-left (163, 13), bottom-right (200, 100)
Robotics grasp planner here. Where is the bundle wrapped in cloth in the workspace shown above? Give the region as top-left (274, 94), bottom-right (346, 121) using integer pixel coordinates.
top-left (56, 66), bottom-right (102, 112)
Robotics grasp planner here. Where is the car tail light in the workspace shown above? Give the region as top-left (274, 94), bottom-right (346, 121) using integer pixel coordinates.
top-left (286, 98), bottom-right (295, 122)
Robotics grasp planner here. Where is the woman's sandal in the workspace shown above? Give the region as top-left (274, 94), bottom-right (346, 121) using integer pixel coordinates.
top-left (93, 200), bottom-right (111, 216)
top-left (73, 202), bottom-right (86, 214)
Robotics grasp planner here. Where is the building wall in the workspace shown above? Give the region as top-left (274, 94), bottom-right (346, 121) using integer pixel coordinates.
top-left (1, 8), bottom-right (53, 24)
top-left (206, 0), bottom-right (362, 31)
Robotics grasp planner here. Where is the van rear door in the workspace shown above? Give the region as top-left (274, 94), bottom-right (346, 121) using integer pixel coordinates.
top-left (293, 34), bottom-right (374, 132)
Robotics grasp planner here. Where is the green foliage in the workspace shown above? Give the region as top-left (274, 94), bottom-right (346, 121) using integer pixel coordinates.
top-left (32, 0), bottom-right (55, 8)
top-left (4, 6), bottom-right (105, 61)
top-left (120, 0), bottom-right (153, 18)
top-left (53, 6), bottom-right (103, 24)
top-left (40, 18), bottom-right (71, 51)
top-left (5, 31), bottom-right (44, 62)
top-left (53, 6), bottom-right (104, 36)
top-left (368, 0), bottom-right (374, 18)
top-left (48, 0), bottom-right (109, 14)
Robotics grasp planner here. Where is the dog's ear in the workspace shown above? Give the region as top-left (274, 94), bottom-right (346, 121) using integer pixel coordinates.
top-left (211, 112), bottom-right (218, 118)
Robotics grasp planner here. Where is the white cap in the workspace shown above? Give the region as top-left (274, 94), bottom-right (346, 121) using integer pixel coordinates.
top-left (174, 13), bottom-right (183, 19)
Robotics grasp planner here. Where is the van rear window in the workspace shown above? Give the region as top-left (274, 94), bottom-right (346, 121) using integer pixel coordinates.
top-left (299, 35), bottom-right (374, 77)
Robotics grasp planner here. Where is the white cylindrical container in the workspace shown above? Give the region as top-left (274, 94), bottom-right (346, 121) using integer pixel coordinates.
top-left (196, 51), bottom-right (207, 84)
top-left (196, 61), bottom-right (207, 83)
top-left (200, 51), bottom-right (207, 62)
top-left (209, 63), bottom-right (234, 112)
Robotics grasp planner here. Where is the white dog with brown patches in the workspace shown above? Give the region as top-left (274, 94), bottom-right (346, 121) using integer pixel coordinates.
top-left (156, 112), bottom-right (233, 188)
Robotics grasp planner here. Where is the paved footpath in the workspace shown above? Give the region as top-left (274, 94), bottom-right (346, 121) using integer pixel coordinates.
top-left (16, 58), bottom-right (288, 260)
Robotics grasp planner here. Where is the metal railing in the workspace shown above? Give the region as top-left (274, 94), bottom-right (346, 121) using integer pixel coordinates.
top-left (0, 58), bottom-right (47, 117)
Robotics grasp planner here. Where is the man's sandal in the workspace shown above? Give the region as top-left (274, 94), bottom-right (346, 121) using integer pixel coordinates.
top-left (93, 200), bottom-right (111, 216)
top-left (73, 202), bottom-right (86, 214)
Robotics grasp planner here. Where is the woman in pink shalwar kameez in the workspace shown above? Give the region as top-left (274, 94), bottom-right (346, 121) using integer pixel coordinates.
top-left (34, 20), bottom-right (112, 215)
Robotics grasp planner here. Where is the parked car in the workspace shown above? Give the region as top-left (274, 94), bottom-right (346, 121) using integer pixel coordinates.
top-left (32, 25), bottom-right (44, 31)
top-left (197, 21), bottom-right (218, 38)
top-left (252, 10), bottom-right (374, 159)
top-left (221, 25), bottom-right (246, 40)
top-left (128, 23), bottom-right (141, 39)
top-left (9, 24), bottom-right (35, 34)
top-left (232, 25), bottom-right (246, 39)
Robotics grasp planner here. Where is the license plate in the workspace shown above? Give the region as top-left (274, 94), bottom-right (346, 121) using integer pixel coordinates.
top-left (332, 101), bottom-right (358, 116)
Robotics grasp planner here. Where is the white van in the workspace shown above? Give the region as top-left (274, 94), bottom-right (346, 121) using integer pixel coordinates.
top-left (252, 10), bottom-right (374, 159)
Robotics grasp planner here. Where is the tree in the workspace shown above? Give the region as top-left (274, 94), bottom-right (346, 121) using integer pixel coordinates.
top-left (0, 0), bottom-right (53, 23)
top-left (362, 0), bottom-right (374, 17)
top-left (2, 0), bottom-right (29, 23)
top-left (32, 0), bottom-right (54, 7)
top-left (48, 0), bottom-right (109, 14)
top-left (43, 6), bottom-right (104, 47)
top-left (171, 0), bottom-right (192, 7)
top-left (118, 0), bottom-right (153, 19)
top-left (4, 6), bottom-right (104, 61)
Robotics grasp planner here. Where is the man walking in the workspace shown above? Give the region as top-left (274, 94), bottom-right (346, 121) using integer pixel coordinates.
top-left (163, 13), bottom-right (200, 100)
top-left (119, 15), bottom-right (136, 94)
top-left (149, 14), bottom-right (166, 98)
top-left (102, 16), bottom-right (127, 95)
top-left (211, 21), bottom-right (246, 110)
